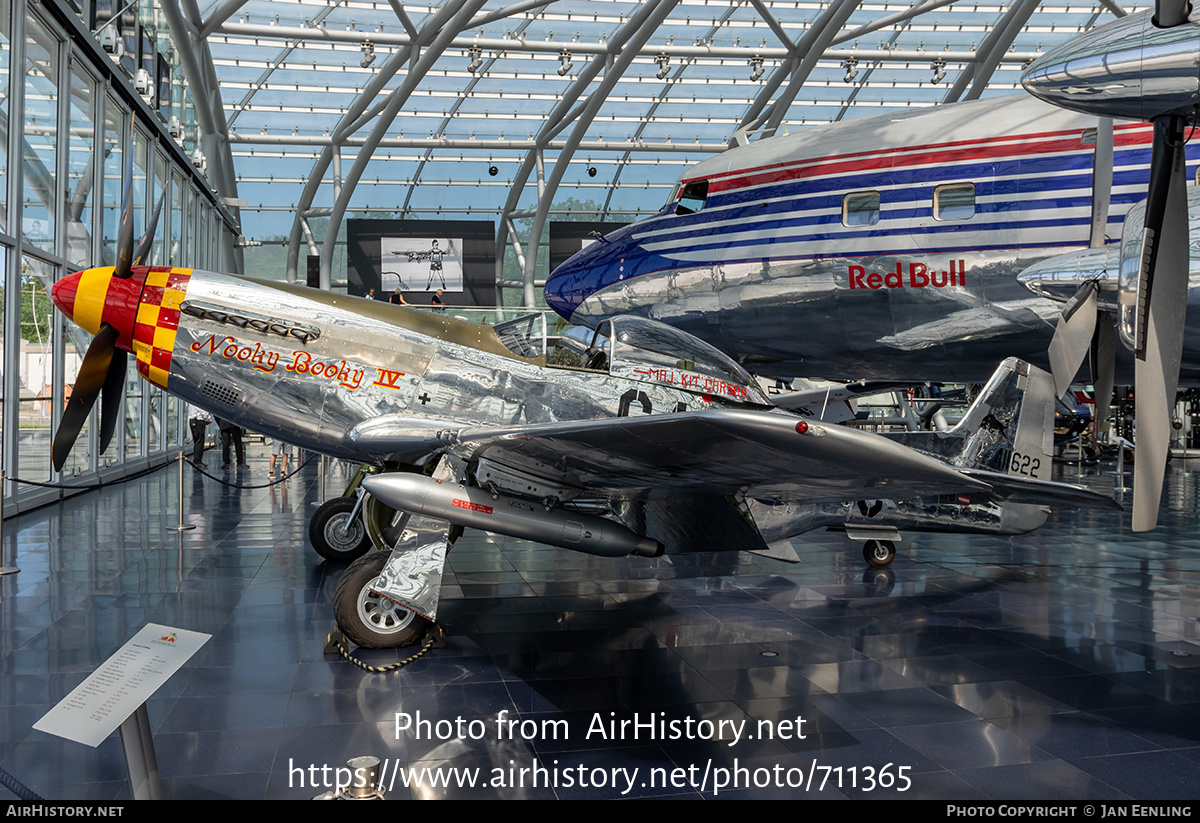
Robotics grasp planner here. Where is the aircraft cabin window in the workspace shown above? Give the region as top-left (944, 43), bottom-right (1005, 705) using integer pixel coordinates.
top-left (675, 179), bottom-right (709, 215)
top-left (934, 182), bottom-right (976, 221)
top-left (842, 191), bottom-right (880, 227)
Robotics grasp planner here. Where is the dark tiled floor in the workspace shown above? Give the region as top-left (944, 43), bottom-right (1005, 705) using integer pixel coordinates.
top-left (2, 448), bottom-right (1200, 799)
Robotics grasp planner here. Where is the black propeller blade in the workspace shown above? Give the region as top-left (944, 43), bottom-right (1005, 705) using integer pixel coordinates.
top-left (98, 347), bottom-right (127, 453)
top-left (112, 137), bottom-right (136, 281)
top-left (52, 323), bottom-right (122, 472)
top-left (133, 191), bottom-right (165, 268)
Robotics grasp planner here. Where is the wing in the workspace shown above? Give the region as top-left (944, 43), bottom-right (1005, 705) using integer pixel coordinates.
top-left (351, 407), bottom-right (1116, 555)
top-left (444, 408), bottom-right (990, 503)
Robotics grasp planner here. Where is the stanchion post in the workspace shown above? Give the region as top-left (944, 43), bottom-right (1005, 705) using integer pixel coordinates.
top-left (169, 451), bottom-right (195, 532)
top-left (0, 468), bottom-right (15, 576)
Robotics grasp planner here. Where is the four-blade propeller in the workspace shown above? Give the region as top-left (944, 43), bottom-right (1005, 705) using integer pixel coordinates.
top-left (1040, 0), bottom-right (1194, 531)
top-left (50, 125), bottom-right (162, 472)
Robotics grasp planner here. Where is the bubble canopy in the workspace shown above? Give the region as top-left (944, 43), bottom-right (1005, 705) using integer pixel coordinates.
top-left (603, 315), bottom-right (771, 405)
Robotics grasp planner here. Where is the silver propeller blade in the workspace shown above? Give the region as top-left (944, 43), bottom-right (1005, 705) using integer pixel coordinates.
top-left (1089, 117), bottom-right (1113, 249)
top-left (1048, 281), bottom-right (1099, 399)
top-left (1132, 115), bottom-right (1190, 532)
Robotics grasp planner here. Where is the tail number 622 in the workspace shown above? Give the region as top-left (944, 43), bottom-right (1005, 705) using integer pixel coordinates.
top-left (1010, 451), bottom-right (1041, 477)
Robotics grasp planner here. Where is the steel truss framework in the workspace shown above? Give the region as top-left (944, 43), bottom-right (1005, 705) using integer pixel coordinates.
top-left (169, 0), bottom-right (1138, 300)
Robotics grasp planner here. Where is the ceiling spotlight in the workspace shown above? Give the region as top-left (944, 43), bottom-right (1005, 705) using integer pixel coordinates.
top-left (134, 68), bottom-right (155, 105)
top-left (656, 53), bottom-right (670, 80)
top-left (488, 165), bottom-right (498, 176)
top-left (587, 166), bottom-right (597, 178)
top-left (558, 49), bottom-right (573, 77)
top-left (468, 45), bottom-right (483, 74)
top-left (191, 148), bottom-right (207, 173)
top-left (749, 55), bottom-right (764, 82)
top-left (931, 58), bottom-right (947, 84)
top-left (841, 57), bottom-right (858, 84)
top-left (360, 39), bottom-right (375, 69)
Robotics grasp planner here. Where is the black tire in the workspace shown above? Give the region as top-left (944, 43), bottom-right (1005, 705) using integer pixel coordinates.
top-left (310, 497), bottom-right (371, 562)
top-left (334, 550), bottom-right (431, 649)
top-left (863, 539), bottom-right (896, 567)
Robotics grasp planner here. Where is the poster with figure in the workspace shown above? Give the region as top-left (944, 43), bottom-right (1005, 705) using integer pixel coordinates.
top-left (379, 236), bottom-right (464, 293)
top-left (347, 219), bottom-right (495, 306)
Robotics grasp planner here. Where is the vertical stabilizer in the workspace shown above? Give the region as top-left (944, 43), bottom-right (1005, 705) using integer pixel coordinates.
top-left (890, 358), bottom-right (1056, 481)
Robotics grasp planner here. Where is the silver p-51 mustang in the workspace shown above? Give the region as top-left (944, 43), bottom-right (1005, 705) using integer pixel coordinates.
top-left (48, 238), bottom-right (1117, 649)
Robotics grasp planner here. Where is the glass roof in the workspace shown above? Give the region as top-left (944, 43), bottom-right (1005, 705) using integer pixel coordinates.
top-left (192, 0), bottom-right (1146, 288)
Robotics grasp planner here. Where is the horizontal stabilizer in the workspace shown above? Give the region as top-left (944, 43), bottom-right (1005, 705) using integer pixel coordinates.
top-left (959, 467), bottom-right (1122, 510)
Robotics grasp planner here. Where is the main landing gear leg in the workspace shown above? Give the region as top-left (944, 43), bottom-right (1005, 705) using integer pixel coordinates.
top-left (333, 456), bottom-right (460, 649)
top-left (334, 514), bottom-right (456, 648)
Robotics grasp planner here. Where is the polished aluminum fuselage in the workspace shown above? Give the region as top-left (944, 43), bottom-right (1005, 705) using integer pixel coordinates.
top-left (160, 272), bottom-right (749, 465)
top-left (545, 95), bottom-right (1200, 383)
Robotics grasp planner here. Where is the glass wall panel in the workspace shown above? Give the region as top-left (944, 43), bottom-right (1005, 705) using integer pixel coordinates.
top-left (170, 172), bottom-right (183, 266)
top-left (101, 95), bottom-right (124, 269)
top-left (17, 255), bottom-right (57, 484)
top-left (97, 99), bottom-right (123, 465)
top-left (198, 203), bottom-right (208, 269)
top-left (0, 0), bottom-right (11, 234)
top-left (66, 60), bottom-right (97, 270)
top-left (22, 14), bottom-right (59, 256)
top-left (0, 248), bottom-right (7, 501)
top-left (151, 148), bottom-right (166, 265)
top-left (144, 152), bottom-right (168, 454)
top-left (166, 393), bottom-right (178, 448)
top-left (183, 185), bottom-right (194, 264)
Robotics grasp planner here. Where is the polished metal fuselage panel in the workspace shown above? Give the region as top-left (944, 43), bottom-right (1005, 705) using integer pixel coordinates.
top-left (161, 272), bottom-right (751, 464)
top-left (545, 95), bottom-right (1187, 383)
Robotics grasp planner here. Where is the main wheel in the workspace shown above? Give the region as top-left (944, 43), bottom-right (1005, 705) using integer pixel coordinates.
top-left (310, 497), bottom-right (371, 562)
top-left (863, 539), bottom-right (896, 567)
top-left (334, 550), bottom-right (431, 648)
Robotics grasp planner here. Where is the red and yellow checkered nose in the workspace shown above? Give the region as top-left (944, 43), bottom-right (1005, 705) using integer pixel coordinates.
top-left (51, 267), bottom-right (145, 351)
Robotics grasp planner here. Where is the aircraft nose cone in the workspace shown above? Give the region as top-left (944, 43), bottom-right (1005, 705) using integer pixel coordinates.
top-left (50, 267), bottom-right (144, 350)
top-left (50, 270), bottom-right (85, 326)
top-left (545, 227), bottom-right (638, 322)
top-left (544, 263), bottom-right (582, 320)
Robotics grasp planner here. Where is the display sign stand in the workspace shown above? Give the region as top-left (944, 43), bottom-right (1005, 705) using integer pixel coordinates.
top-left (118, 704), bottom-right (162, 800)
top-left (35, 624), bottom-right (210, 800)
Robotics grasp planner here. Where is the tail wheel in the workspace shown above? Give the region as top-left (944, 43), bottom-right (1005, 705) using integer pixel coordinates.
top-left (863, 539), bottom-right (896, 567)
top-left (334, 551), bottom-right (431, 649)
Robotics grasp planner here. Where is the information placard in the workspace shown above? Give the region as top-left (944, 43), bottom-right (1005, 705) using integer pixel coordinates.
top-left (34, 624), bottom-right (210, 747)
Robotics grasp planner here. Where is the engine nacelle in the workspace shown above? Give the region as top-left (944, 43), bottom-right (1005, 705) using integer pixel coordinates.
top-left (1021, 10), bottom-right (1200, 123)
top-left (1116, 188), bottom-right (1200, 353)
